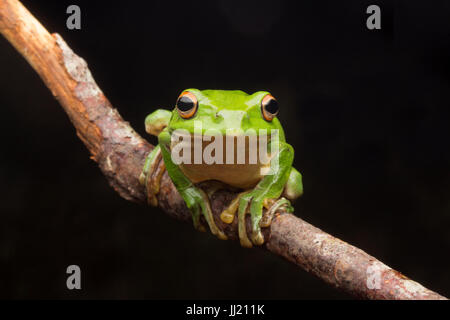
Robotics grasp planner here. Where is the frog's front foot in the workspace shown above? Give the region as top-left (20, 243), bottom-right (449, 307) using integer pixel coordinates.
top-left (239, 192), bottom-right (264, 247)
top-left (140, 145), bottom-right (166, 207)
top-left (241, 191), bottom-right (281, 247)
top-left (182, 186), bottom-right (228, 241)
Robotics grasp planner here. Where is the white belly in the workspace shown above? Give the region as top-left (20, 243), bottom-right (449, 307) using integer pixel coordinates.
top-left (171, 134), bottom-right (271, 189)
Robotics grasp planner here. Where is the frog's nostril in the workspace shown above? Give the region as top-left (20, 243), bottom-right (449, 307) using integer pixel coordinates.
top-left (215, 111), bottom-right (224, 121)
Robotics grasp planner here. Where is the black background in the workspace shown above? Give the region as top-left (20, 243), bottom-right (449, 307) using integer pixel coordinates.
top-left (1, 0), bottom-right (449, 299)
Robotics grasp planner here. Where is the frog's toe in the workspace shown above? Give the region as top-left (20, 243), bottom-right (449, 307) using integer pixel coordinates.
top-left (148, 160), bottom-right (166, 207)
top-left (194, 219), bottom-right (207, 233)
top-left (184, 187), bottom-right (227, 240)
top-left (198, 190), bottom-right (228, 240)
top-left (190, 202), bottom-right (206, 233)
top-left (140, 146), bottom-right (165, 207)
top-left (249, 200), bottom-right (265, 246)
top-left (214, 228), bottom-right (228, 240)
top-left (220, 199), bottom-right (238, 224)
top-left (238, 194), bottom-right (254, 248)
top-left (220, 211), bottom-right (235, 224)
top-left (208, 220), bottom-right (227, 240)
top-left (220, 191), bottom-right (251, 224)
top-left (260, 197), bottom-right (293, 228)
top-left (251, 229), bottom-right (265, 246)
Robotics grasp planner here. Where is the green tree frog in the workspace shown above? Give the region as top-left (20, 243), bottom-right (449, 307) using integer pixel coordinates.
top-left (140, 89), bottom-right (303, 247)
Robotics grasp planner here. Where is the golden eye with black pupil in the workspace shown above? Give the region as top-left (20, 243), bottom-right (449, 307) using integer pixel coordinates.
top-left (176, 91), bottom-right (198, 119)
top-left (261, 94), bottom-right (278, 121)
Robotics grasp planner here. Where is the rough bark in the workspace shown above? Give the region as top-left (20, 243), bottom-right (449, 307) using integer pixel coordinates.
top-left (0, 0), bottom-right (446, 300)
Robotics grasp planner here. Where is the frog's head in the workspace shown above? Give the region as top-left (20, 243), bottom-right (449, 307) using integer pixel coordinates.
top-left (167, 88), bottom-right (285, 141)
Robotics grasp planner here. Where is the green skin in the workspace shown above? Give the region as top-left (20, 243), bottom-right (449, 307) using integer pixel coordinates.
top-left (141, 89), bottom-right (303, 247)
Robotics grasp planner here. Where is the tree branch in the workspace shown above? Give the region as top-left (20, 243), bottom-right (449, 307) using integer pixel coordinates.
top-left (0, 0), bottom-right (446, 300)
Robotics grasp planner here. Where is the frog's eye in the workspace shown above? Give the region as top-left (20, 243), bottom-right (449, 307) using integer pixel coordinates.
top-left (176, 91), bottom-right (198, 119)
top-left (261, 94), bottom-right (278, 121)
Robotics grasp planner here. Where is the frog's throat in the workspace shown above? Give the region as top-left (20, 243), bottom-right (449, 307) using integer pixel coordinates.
top-left (169, 133), bottom-right (275, 189)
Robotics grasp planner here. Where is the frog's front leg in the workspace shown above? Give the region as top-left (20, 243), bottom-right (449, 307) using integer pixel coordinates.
top-left (140, 109), bottom-right (172, 206)
top-left (238, 142), bottom-right (295, 247)
top-left (158, 129), bottom-right (227, 240)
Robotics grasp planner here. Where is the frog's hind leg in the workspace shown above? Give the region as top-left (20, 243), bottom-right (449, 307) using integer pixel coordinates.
top-left (282, 167), bottom-right (303, 202)
top-left (256, 167), bottom-right (302, 227)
